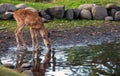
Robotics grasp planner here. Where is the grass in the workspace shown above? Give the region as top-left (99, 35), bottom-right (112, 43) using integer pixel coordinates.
top-left (0, 19), bottom-right (106, 31)
top-left (0, 0), bottom-right (120, 9)
top-left (0, 0), bottom-right (120, 31)
top-left (0, 0), bottom-right (120, 75)
top-left (45, 19), bottom-right (105, 30)
top-left (0, 19), bottom-right (120, 32)
top-left (0, 65), bottom-right (27, 76)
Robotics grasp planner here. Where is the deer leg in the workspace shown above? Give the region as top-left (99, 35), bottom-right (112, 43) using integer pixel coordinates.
top-left (40, 27), bottom-right (51, 51)
top-left (35, 30), bottom-right (39, 49)
top-left (15, 24), bottom-right (26, 50)
top-left (15, 26), bottom-right (21, 51)
top-left (30, 27), bottom-right (35, 51)
top-left (18, 24), bottom-right (27, 50)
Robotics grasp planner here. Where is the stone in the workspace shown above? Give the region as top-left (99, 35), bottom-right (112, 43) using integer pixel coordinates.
top-left (38, 9), bottom-right (51, 20)
top-left (65, 9), bottom-right (74, 20)
top-left (92, 6), bottom-right (108, 20)
top-left (42, 17), bottom-right (50, 22)
top-left (105, 16), bottom-right (113, 21)
top-left (106, 3), bottom-right (120, 16)
top-left (0, 3), bottom-right (16, 19)
top-left (73, 8), bottom-right (80, 19)
top-left (0, 3), bottom-right (16, 13)
top-left (115, 11), bottom-right (120, 21)
top-left (46, 5), bottom-right (65, 19)
top-left (16, 3), bottom-right (26, 9)
top-left (21, 63), bottom-right (32, 69)
top-left (106, 3), bottom-right (118, 9)
top-left (0, 11), bottom-right (13, 20)
top-left (111, 9), bottom-right (117, 19)
top-left (78, 4), bottom-right (96, 11)
top-left (3, 63), bottom-right (15, 69)
top-left (80, 9), bottom-right (92, 20)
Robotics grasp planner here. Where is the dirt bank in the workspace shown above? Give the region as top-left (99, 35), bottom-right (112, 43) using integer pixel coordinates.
top-left (0, 22), bottom-right (120, 52)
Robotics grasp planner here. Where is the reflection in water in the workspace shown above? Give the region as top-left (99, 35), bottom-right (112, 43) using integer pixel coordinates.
top-left (15, 48), bottom-right (56, 76)
top-left (31, 49), bottom-right (51, 76)
top-left (1, 41), bottom-right (120, 76)
top-left (65, 42), bottom-right (120, 76)
top-left (16, 49), bottom-right (27, 71)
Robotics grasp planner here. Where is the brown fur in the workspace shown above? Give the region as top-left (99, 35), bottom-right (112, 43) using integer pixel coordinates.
top-left (14, 9), bottom-right (51, 51)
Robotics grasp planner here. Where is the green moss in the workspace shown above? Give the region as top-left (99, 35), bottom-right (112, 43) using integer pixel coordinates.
top-left (0, 65), bottom-right (27, 76)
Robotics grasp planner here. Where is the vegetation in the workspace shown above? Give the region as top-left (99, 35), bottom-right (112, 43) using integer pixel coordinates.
top-left (0, 0), bottom-right (120, 31)
top-left (0, 19), bottom-right (120, 32)
top-left (0, 65), bottom-right (27, 76)
top-left (65, 41), bottom-right (120, 76)
top-left (0, 0), bottom-right (120, 10)
top-left (0, 0), bottom-right (120, 75)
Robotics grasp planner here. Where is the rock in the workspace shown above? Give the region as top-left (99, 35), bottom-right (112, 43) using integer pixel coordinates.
top-left (106, 3), bottom-right (118, 9)
top-left (16, 3), bottom-right (26, 9)
top-left (0, 11), bottom-right (13, 20)
top-left (25, 7), bottom-right (38, 14)
top-left (22, 70), bottom-right (33, 76)
top-left (78, 4), bottom-right (96, 11)
top-left (21, 63), bottom-right (32, 69)
top-left (115, 11), bottom-right (120, 21)
top-left (92, 6), bottom-right (108, 20)
top-left (105, 16), bottom-right (113, 21)
top-left (80, 9), bottom-right (92, 20)
top-left (3, 63), bottom-right (15, 69)
top-left (42, 17), bottom-right (50, 22)
top-left (111, 9), bottom-right (117, 19)
top-left (46, 5), bottom-right (65, 19)
top-left (0, 3), bottom-right (16, 13)
top-left (0, 3), bottom-right (16, 20)
top-left (65, 9), bottom-right (74, 20)
top-left (73, 8), bottom-right (80, 19)
top-left (115, 7), bottom-right (120, 11)
top-left (106, 3), bottom-right (120, 16)
top-left (38, 9), bottom-right (51, 20)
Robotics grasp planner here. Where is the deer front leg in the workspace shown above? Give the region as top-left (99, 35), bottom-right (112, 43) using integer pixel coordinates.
top-left (15, 30), bottom-right (21, 51)
top-left (19, 30), bottom-right (27, 50)
top-left (35, 30), bottom-right (39, 49)
top-left (15, 26), bottom-right (23, 51)
top-left (15, 24), bottom-right (27, 50)
top-left (30, 28), bottom-right (35, 51)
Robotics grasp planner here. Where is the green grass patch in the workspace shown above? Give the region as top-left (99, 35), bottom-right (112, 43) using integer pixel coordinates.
top-left (0, 19), bottom-right (103, 31)
top-left (0, 19), bottom-right (120, 31)
top-left (45, 19), bottom-right (105, 30)
top-left (0, 0), bottom-right (120, 10)
top-left (0, 65), bottom-right (27, 76)
top-left (0, 0), bottom-right (120, 31)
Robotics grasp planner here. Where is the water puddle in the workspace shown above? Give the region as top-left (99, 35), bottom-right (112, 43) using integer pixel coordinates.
top-left (0, 42), bottom-right (120, 76)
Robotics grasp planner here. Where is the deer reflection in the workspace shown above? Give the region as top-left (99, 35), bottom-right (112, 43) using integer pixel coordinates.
top-left (32, 48), bottom-right (56, 76)
top-left (16, 49), bottom-right (27, 72)
top-left (16, 48), bottom-right (56, 76)
top-left (31, 48), bottom-right (51, 76)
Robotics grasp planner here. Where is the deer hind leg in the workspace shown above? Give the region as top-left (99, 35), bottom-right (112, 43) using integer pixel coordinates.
top-left (40, 27), bottom-right (51, 51)
top-left (15, 26), bottom-right (21, 51)
top-left (15, 24), bottom-right (26, 51)
top-left (30, 27), bottom-right (35, 51)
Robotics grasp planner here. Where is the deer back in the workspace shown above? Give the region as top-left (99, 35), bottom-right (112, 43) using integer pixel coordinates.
top-left (14, 9), bottom-right (43, 29)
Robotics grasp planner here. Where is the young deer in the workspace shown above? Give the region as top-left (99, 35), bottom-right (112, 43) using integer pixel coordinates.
top-left (13, 9), bottom-right (51, 51)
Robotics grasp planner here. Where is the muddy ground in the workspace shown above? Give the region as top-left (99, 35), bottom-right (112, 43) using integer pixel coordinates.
top-left (0, 22), bottom-right (120, 52)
